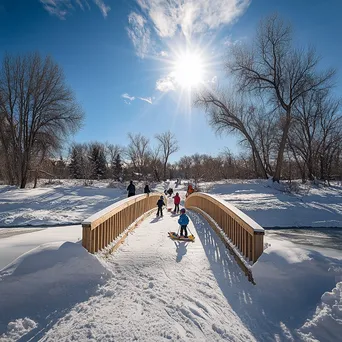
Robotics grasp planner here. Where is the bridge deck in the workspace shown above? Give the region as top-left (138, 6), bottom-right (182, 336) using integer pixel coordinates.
top-left (42, 210), bottom-right (257, 342)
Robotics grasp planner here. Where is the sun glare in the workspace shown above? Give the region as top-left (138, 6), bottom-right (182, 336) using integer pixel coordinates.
top-left (173, 52), bottom-right (204, 88)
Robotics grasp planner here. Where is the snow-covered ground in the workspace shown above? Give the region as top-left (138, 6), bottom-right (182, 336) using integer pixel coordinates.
top-left (203, 179), bottom-right (342, 228)
top-left (0, 180), bottom-right (128, 227)
top-left (1, 210), bottom-right (341, 341)
top-left (1, 178), bottom-right (342, 229)
top-left (0, 179), bottom-right (174, 228)
top-left (1, 179), bottom-right (342, 341)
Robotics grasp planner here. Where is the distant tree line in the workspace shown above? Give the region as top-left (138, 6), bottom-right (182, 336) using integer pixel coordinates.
top-left (64, 131), bottom-right (180, 183)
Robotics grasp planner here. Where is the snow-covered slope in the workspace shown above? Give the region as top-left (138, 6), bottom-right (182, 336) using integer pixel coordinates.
top-left (0, 181), bottom-right (127, 227)
top-left (205, 179), bottom-right (342, 228)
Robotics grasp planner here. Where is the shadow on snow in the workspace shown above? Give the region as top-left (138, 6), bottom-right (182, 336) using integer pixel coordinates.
top-left (188, 210), bottom-right (342, 342)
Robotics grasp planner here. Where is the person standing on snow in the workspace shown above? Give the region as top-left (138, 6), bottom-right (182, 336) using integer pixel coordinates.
top-left (127, 180), bottom-right (136, 197)
top-left (173, 192), bottom-right (181, 213)
top-left (156, 196), bottom-right (165, 217)
top-left (178, 208), bottom-right (189, 238)
top-left (144, 184), bottom-right (151, 194)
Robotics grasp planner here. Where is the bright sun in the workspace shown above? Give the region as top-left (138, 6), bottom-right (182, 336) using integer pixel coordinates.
top-left (173, 52), bottom-right (204, 88)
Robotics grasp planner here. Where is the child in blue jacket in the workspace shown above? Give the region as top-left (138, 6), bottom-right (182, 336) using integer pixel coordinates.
top-left (178, 208), bottom-right (190, 237)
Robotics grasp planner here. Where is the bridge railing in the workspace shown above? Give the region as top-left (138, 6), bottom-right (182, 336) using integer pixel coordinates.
top-left (185, 192), bottom-right (264, 263)
top-left (82, 193), bottom-right (163, 253)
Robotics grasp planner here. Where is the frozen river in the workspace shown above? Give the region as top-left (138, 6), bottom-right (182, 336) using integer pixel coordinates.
top-left (266, 228), bottom-right (342, 252)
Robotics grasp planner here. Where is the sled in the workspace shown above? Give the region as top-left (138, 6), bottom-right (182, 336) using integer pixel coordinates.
top-left (168, 232), bottom-right (195, 242)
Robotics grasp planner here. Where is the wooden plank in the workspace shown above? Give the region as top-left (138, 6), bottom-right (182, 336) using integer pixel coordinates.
top-left (90, 229), bottom-right (95, 254)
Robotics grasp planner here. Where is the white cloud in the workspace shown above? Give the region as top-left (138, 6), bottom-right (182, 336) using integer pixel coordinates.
top-left (40, 0), bottom-right (110, 19)
top-left (210, 75), bottom-right (217, 83)
top-left (158, 50), bottom-right (168, 57)
top-left (121, 93), bottom-right (135, 102)
top-left (155, 73), bottom-right (176, 92)
top-left (126, 12), bottom-right (152, 58)
top-left (93, 0), bottom-right (110, 17)
top-left (136, 0), bottom-right (250, 38)
top-left (138, 97), bottom-right (153, 104)
top-left (121, 93), bottom-right (153, 104)
top-left (127, 1), bottom-right (251, 58)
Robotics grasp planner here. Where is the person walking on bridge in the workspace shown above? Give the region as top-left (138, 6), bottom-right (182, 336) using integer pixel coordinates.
top-left (144, 184), bottom-right (151, 194)
top-left (127, 181), bottom-right (136, 197)
top-left (156, 196), bottom-right (165, 217)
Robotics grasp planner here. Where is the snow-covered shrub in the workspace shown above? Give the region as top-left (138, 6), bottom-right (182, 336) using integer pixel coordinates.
top-left (83, 179), bottom-right (93, 186)
top-left (42, 179), bottom-right (63, 186)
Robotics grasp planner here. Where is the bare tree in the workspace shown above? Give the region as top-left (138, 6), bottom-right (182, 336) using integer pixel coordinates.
top-left (195, 90), bottom-right (268, 178)
top-left (288, 89), bottom-right (342, 182)
top-left (155, 131), bottom-right (179, 180)
top-left (227, 14), bottom-right (335, 182)
top-left (126, 133), bottom-right (150, 179)
top-left (106, 143), bottom-right (122, 164)
top-left (178, 156), bottom-right (192, 179)
top-left (149, 145), bottom-right (163, 181)
top-left (0, 53), bottom-right (83, 188)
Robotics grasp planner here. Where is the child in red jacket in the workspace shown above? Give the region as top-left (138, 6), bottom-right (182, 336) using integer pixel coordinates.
top-left (173, 192), bottom-right (181, 213)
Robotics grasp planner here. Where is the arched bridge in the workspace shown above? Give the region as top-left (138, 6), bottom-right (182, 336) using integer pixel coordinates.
top-left (82, 192), bottom-right (265, 274)
top-left (76, 192), bottom-right (268, 340)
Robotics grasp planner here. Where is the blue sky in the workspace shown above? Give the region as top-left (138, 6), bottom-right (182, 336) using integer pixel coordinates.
top-left (1, 0), bottom-right (341, 162)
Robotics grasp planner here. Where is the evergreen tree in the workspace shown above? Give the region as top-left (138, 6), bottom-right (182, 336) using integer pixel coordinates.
top-left (69, 145), bottom-right (83, 179)
top-left (112, 153), bottom-right (123, 181)
top-left (88, 143), bottom-right (107, 179)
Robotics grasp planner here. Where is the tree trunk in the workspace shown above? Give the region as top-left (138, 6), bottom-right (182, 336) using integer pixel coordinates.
top-left (33, 170), bottom-right (38, 188)
top-left (20, 175), bottom-right (28, 188)
top-left (245, 135), bottom-right (268, 179)
top-left (154, 168), bottom-right (160, 182)
top-left (163, 163), bottom-right (167, 181)
top-left (273, 116), bottom-right (291, 182)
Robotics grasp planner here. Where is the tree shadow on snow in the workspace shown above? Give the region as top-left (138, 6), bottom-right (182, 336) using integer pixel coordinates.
top-left (188, 211), bottom-right (342, 342)
top-left (0, 241), bottom-right (111, 341)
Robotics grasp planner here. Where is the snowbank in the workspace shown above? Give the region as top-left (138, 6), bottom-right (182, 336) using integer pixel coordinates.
top-left (298, 281), bottom-right (342, 341)
top-left (206, 179), bottom-right (342, 228)
top-left (250, 235), bottom-right (342, 340)
top-left (0, 241), bottom-right (110, 341)
top-left (0, 224), bottom-right (81, 270)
